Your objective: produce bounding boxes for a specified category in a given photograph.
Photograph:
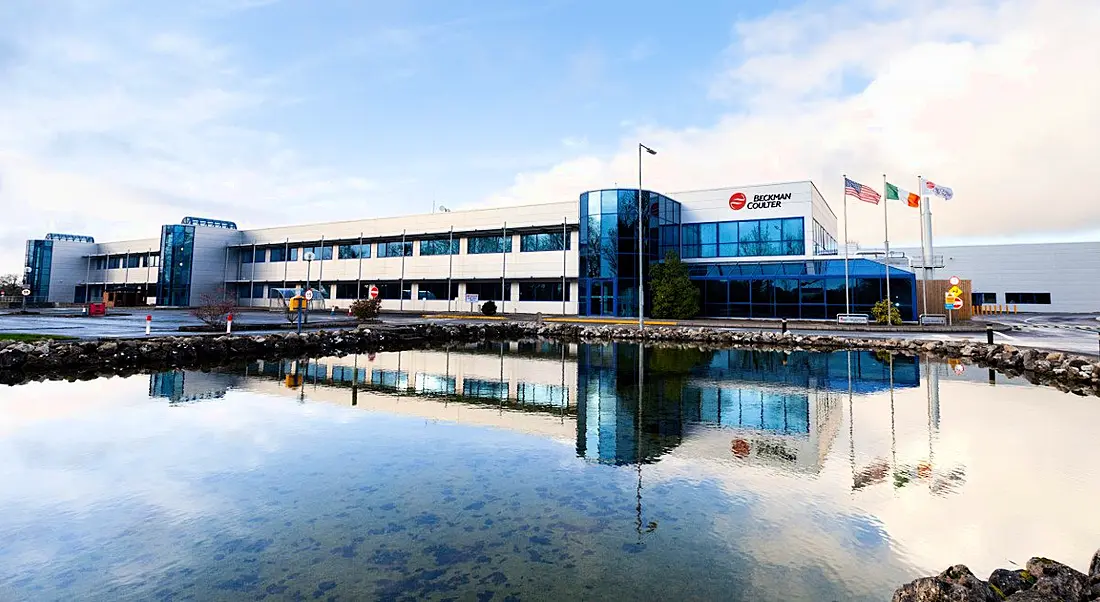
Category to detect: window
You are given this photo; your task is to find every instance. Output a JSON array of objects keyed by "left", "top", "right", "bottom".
[
  {"left": 338, "top": 244, "right": 371, "bottom": 259},
  {"left": 147, "top": 254, "right": 159, "bottom": 267},
  {"left": 1005, "top": 292, "right": 1051, "bottom": 305},
  {"left": 303, "top": 245, "right": 333, "bottom": 260},
  {"left": 972, "top": 292, "right": 996, "bottom": 305},
  {"left": 108, "top": 256, "right": 122, "bottom": 269},
  {"left": 269, "top": 246, "right": 286, "bottom": 262},
  {"left": 464, "top": 281, "right": 511, "bottom": 301},
  {"left": 417, "top": 281, "right": 457, "bottom": 300},
  {"left": 126, "top": 254, "right": 141, "bottom": 268},
  {"left": 377, "top": 241, "right": 413, "bottom": 258},
  {"left": 93, "top": 257, "right": 107, "bottom": 270},
  {"left": 518, "top": 281, "right": 568, "bottom": 302},
  {"left": 253, "top": 248, "right": 266, "bottom": 263},
  {"left": 288, "top": 247, "right": 299, "bottom": 261},
  {"left": 520, "top": 232, "right": 570, "bottom": 252},
  {"left": 813, "top": 219, "right": 838, "bottom": 255},
  {"left": 681, "top": 218, "right": 805, "bottom": 259},
  {"left": 241, "top": 250, "right": 252, "bottom": 264},
  {"left": 419, "top": 238, "right": 459, "bottom": 256},
  {"left": 468, "top": 235, "right": 512, "bottom": 254},
  {"left": 463, "top": 379, "right": 507, "bottom": 400},
  {"left": 371, "top": 281, "right": 411, "bottom": 300}
]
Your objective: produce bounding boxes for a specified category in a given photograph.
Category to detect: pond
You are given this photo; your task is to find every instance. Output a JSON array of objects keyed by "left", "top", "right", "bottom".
[{"left": 2, "top": 342, "right": 1098, "bottom": 601}]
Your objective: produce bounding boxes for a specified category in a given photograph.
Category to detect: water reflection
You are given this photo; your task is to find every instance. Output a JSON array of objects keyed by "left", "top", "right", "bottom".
[{"left": 5, "top": 343, "right": 1095, "bottom": 601}]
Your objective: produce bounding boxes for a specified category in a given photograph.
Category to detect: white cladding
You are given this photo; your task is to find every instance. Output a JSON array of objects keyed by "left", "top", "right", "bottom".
[{"left": 894, "top": 241, "right": 1100, "bottom": 313}]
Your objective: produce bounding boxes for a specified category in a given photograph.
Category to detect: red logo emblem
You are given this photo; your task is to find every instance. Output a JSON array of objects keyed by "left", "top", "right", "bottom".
[
  {"left": 925, "top": 180, "right": 935, "bottom": 190},
  {"left": 729, "top": 192, "right": 747, "bottom": 210}
]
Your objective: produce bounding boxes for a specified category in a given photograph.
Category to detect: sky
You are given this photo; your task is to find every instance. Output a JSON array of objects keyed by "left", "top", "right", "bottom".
[{"left": 1, "top": 0, "right": 1098, "bottom": 274}]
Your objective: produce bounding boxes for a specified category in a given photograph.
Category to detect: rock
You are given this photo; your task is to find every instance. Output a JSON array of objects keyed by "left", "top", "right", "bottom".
[
  {"left": 988, "top": 568, "right": 1036, "bottom": 598},
  {"left": 1003, "top": 590, "right": 1062, "bottom": 600},
  {"left": 1090, "top": 549, "right": 1100, "bottom": 578},
  {"left": 960, "top": 345, "right": 978, "bottom": 356},
  {"left": 1087, "top": 549, "right": 1100, "bottom": 601},
  {"left": 893, "top": 565, "right": 1000, "bottom": 602},
  {"left": 97, "top": 341, "right": 118, "bottom": 353},
  {"left": 1045, "top": 352, "right": 1064, "bottom": 363},
  {"left": 1025, "top": 557, "right": 1087, "bottom": 601}
]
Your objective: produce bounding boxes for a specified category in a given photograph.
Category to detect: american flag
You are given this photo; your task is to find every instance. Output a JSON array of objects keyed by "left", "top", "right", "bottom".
[{"left": 844, "top": 177, "right": 881, "bottom": 205}]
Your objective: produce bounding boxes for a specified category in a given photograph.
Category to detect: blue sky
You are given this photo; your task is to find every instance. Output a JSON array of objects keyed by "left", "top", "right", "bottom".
[{"left": 1, "top": 0, "right": 1098, "bottom": 272}]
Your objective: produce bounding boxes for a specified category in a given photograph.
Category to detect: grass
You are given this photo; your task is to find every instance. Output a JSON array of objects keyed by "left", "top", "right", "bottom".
[{"left": 0, "top": 333, "right": 78, "bottom": 342}]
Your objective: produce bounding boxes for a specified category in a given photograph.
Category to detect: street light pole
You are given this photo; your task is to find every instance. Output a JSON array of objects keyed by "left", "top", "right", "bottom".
[{"left": 638, "top": 143, "right": 656, "bottom": 331}]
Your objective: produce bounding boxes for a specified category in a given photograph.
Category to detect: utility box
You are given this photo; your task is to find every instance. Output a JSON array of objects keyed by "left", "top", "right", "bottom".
[{"left": 87, "top": 302, "right": 107, "bottom": 316}]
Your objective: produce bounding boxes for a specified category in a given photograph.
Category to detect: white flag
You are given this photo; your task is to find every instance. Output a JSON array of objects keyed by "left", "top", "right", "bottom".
[{"left": 923, "top": 180, "right": 954, "bottom": 200}]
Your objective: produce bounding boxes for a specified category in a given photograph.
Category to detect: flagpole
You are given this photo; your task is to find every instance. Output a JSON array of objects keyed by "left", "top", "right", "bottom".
[
  {"left": 842, "top": 174, "right": 851, "bottom": 316},
  {"left": 918, "top": 175, "right": 929, "bottom": 319},
  {"left": 883, "top": 173, "right": 892, "bottom": 321}
]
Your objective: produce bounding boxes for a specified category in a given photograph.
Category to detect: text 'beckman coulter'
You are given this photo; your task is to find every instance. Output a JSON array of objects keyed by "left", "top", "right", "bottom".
[{"left": 729, "top": 191, "right": 791, "bottom": 210}]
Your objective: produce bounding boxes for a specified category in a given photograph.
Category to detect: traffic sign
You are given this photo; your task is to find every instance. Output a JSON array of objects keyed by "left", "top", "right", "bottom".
[
  {"left": 952, "top": 297, "right": 964, "bottom": 310},
  {"left": 953, "top": 363, "right": 966, "bottom": 375},
  {"left": 949, "top": 275, "right": 960, "bottom": 286},
  {"left": 464, "top": 293, "right": 479, "bottom": 304},
  {"left": 944, "top": 302, "right": 955, "bottom": 310},
  {"left": 944, "top": 291, "right": 957, "bottom": 303},
  {"left": 304, "top": 289, "right": 314, "bottom": 301},
  {"left": 21, "top": 289, "right": 31, "bottom": 296},
  {"left": 368, "top": 285, "right": 379, "bottom": 300},
  {"left": 948, "top": 285, "right": 963, "bottom": 298}
]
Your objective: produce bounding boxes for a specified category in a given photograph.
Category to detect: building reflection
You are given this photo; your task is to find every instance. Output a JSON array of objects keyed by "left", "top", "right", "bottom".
[{"left": 148, "top": 342, "right": 932, "bottom": 479}]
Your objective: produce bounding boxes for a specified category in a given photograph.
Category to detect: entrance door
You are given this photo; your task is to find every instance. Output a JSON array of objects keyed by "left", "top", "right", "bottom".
[{"left": 587, "top": 280, "right": 616, "bottom": 316}]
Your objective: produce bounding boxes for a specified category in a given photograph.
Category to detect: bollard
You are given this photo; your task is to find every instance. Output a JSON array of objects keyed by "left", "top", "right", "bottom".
[
  {"left": 145, "top": 314, "right": 152, "bottom": 335},
  {"left": 781, "top": 318, "right": 788, "bottom": 334},
  {"left": 226, "top": 313, "right": 233, "bottom": 334},
  {"left": 986, "top": 324, "right": 994, "bottom": 345}
]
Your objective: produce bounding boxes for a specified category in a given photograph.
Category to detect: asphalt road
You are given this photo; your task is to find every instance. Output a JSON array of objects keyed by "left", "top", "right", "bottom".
[{"left": 2, "top": 308, "right": 1097, "bottom": 357}]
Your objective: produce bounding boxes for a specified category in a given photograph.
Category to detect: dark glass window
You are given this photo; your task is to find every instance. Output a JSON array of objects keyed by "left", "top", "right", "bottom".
[
  {"left": 108, "top": 256, "right": 123, "bottom": 269},
  {"left": 417, "top": 281, "right": 458, "bottom": 300},
  {"left": 288, "top": 247, "right": 299, "bottom": 261},
  {"left": 303, "top": 245, "right": 333, "bottom": 261},
  {"left": 464, "top": 281, "right": 511, "bottom": 301},
  {"left": 419, "top": 238, "right": 460, "bottom": 256},
  {"left": 518, "top": 281, "right": 568, "bottom": 302},
  {"left": 971, "top": 292, "right": 996, "bottom": 305},
  {"left": 1005, "top": 292, "right": 1051, "bottom": 304},
  {"left": 468, "top": 235, "right": 512, "bottom": 254},
  {"left": 681, "top": 217, "right": 805, "bottom": 258},
  {"left": 269, "top": 247, "right": 286, "bottom": 262},
  {"left": 338, "top": 243, "right": 371, "bottom": 259},
  {"left": 372, "top": 281, "right": 410, "bottom": 299},
  {"left": 377, "top": 241, "right": 413, "bottom": 258},
  {"left": 253, "top": 248, "right": 266, "bottom": 263},
  {"left": 520, "top": 232, "right": 570, "bottom": 252}
]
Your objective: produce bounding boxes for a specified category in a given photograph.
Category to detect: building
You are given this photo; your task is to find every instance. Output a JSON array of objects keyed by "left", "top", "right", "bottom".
[
  {"left": 890, "top": 242, "right": 1100, "bottom": 313},
  {"left": 22, "top": 180, "right": 922, "bottom": 320}
]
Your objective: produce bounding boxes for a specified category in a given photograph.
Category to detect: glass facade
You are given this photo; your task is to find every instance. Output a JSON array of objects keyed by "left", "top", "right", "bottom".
[
  {"left": 518, "top": 281, "right": 568, "bottom": 302},
  {"left": 813, "top": 219, "right": 838, "bottom": 255},
  {"left": 688, "top": 259, "right": 916, "bottom": 320},
  {"left": 24, "top": 239, "right": 54, "bottom": 300},
  {"left": 338, "top": 243, "right": 371, "bottom": 259},
  {"left": 578, "top": 189, "right": 681, "bottom": 317},
  {"left": 156, "top": 224, "right": 195, "bottom": 306},
  {"left": 680, "top": 218, "right": 804, "bottom": 258}
]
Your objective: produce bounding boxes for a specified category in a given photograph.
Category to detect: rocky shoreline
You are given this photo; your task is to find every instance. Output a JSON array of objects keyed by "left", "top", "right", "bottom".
[
  {"left": 894, "top": 550, "right": 1100, "bottom": 601},
  {"left": 0, "top": 322, "right": 1098, "bottom": 394}
]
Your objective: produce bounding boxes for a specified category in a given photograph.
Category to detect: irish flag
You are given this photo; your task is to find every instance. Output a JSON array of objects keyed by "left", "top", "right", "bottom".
[{"left": 885, "top": 182, "right": 920, "bottom": 207}]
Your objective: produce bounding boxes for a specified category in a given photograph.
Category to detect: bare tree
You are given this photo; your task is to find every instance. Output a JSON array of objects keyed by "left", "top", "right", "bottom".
[
  {"left": 190, "top": 287, "right": 237, "bottom": 328},
  {"left": 0, "top": 274, "right": 21, "bottom": 292}
]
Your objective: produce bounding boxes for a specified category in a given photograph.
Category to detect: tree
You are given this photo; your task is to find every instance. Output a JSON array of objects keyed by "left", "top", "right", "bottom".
[
  {"left": 350, "top": 297, "right": 382, "bottom": 321},
  {"left": 872, "top": 299, "right": 902, "bottom": 325},
  {"left": 190, "top": 288, "right": 236, "bottom": 328},
  {"left": 481, "top": 300, "right": 497, "bottom": 315},
  {"left": 0, "top": 274, "right": 20, "bottom": 292},
  {"left": 649, "top": 251, "right": 699, "bottom": 319}
]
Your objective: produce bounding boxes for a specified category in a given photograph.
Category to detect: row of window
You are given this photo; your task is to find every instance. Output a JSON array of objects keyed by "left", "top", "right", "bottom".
[
  {"left": 679, "top": 218, "right": 806, "bottom": 259},
  {"left": 233, "top": 280, "right": 571, "bottom": 302},
  {"left": 972, "top": 292, "right": 1052, "bottom": 305},
  {"left": 240, "top": 231, "right": 569, "bottom": 265},
  {"left": 91, "top": 253, "right": 160, "bottom": 270},
  {"left": 813, "top": 219, "right": 838, "bottom": 255}
]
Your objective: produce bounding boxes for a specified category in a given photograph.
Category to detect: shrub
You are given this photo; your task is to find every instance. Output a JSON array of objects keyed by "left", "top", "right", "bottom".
[
  {"left": 190, "top": 288, "right": 236, "bottom": 328},
  {"left": 649, "top": 251, "right": 700, "bottom": 319},
  {"left": 481, "top": 300, "right": 497, "bottom": 315},
  {"left": 872, "top": 299, "right": 902, "bottom": 325},
  {"left": 350, "top": 297, "right": 382, "bottom": 321}
]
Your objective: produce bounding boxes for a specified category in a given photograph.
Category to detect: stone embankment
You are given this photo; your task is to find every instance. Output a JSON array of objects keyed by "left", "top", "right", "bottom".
[
  {"left": 893, "top": 550, "right": 1100, "bottom": 601},
  {"left": 0, "top": 322, "right": 1098, "bottom": 394}
]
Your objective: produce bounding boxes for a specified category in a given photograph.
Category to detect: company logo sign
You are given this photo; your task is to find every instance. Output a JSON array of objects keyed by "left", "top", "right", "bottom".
[{"left": 729, "top": 191, "right": 791, "bottom": 211}]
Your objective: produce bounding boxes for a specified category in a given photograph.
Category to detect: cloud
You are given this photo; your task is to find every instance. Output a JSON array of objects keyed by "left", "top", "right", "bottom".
[
  {"left": 0, "top": 2, "right": 374, "bottom": 272},
  {"left": 481, "top": 0, "right": 1100, "bottom": 248}
]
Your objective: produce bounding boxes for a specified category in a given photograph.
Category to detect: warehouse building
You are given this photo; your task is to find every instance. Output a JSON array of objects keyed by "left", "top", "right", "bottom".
[{"left": 22, "top": 180, "right": 929, "bottom": 319}]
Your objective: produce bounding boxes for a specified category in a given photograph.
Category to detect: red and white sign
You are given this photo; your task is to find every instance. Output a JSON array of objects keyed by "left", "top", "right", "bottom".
[
  {"left": 952, "top": 297, "right": 964, "bottom": 310},
  {"left": 949, "top": 275, "right": 960, "bottom": 286},
  {"left": 368, "top": 285, "right": 380, "bottom": 300},
  {"left": 728, "top": 192, "right": 747, "bottom": 211}
]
